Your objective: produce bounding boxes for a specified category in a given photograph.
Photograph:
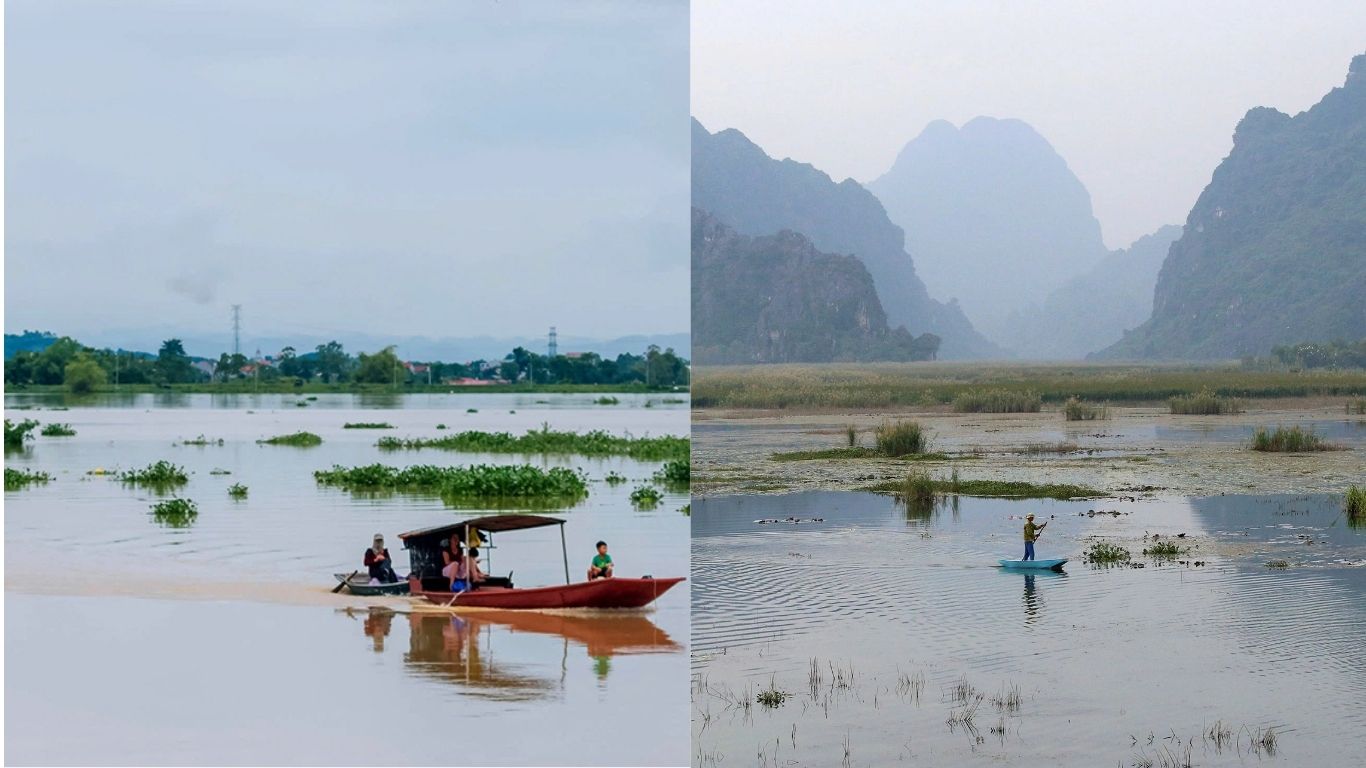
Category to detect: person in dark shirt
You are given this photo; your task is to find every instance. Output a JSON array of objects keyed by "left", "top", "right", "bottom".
[{"left": 364, "top": 533, "right": 399, "bottom": 583}]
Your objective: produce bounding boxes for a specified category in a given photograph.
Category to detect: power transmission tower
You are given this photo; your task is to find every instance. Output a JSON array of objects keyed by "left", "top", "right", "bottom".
[
  {"left": 231, "top": 305, "right": 242, "bottom": 356},
  {"left": 548, "top": 326, "right": 558, "bottom": 358}
]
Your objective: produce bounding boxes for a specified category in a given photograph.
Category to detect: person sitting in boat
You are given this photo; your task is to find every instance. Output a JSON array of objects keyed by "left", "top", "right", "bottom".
[
  {"left": 1023, "top": 514, "right": 1047, "bottom": 561},
  {"left": 364, "top": 534, "right": 399, "bottom": 583},
  {"left": 587, "top": 540, "right": 614, "bottom": 579},
  {"left": 467, "top": 547, "right": 487, "bottom": 586},
  {"left": 442, "top": 540, "right": 468, "bottom": 591}
]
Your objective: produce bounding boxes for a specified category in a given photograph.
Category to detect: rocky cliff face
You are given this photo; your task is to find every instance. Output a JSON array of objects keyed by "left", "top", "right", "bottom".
[
  {"left": 692, "top": 209, "right": 941, "bottom": 364},
  {"left": 1101, "top": 53, "right": 1366, "bottom": 360},
  {"left": 868, "top": 117, "right": 1110, "bottom": 346},
  {"left": 692, "top": 118, "right": 999, "bottom": 359}
]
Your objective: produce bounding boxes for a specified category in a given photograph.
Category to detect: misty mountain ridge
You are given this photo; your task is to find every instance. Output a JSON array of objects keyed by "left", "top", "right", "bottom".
[
  {"left": 692, "top": 209, "right": 941, "bottom": 364},
  {"left": 1100, "top": 53, "right": 1366, "bottom": 360},
  {"left": 692, "top": 117, "right": 1000, "bottom": 359},
  {"left": 868, "top": 116, "right": 1110, "bottom": 347}
]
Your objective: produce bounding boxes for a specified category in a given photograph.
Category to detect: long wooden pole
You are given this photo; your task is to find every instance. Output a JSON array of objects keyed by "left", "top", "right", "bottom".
[{"left": 560, "top": 523, "right": 570, "bottom": 585}]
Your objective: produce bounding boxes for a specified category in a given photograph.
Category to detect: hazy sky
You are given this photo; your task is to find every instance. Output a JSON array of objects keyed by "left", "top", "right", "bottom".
[
  {"left": 692, "top": 0, "right": 1366, "bottom": 249},
  {"left": 5, "top": 0, "right": 688, "bottom": 344}
]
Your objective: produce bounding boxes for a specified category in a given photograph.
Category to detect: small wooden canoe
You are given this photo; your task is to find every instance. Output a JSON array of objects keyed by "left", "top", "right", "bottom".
[
  {"left": 412, "top": 575, "right": 684, "bottom": 610},
  {"left": 998, "top": 558, "right": 1068, "bottom": 572},
  {"left": 334, "top": 573, "right": 411, "bottom": 596}
]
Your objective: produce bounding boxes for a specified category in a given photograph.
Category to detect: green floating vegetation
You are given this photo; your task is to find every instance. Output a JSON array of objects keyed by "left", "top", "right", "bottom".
[
  {"left": 868, "top": 475, "right": 1100, "bottom": 500},
  {"left": 209, "top": 468, "right": 232, "bottom": 475},
  {"left": 466, "top": 408, "right": 479, "bottom": 413},
  {"left": 376, "top": 426, "right": 689, "bottom": 462},
  {"left": 150, "top": 497, "right": 198, "bottom": 528},
  {"left": 295, "top": 400, "right": 309, "bottom": 407},
  {"left": 181, "top": 435, "right": 223, "bottom": 446},
  {"left": 5, "top": 418, "right": 39, "bottom": 449},
  {"left": 120, "top": 460, "right": 189, "bottom": 487},
  {"left": 595, "top": 396, "right": 620, "bottom": 405},
  {"left": 653, "top": 458, "right": 690, "bottom": 487},
  {"left": 257, "top": 431, "right": 323, "bottom": 447},
  {"left": 629, "top": 485, "right": 663, "bottom": 508},
  {"left": 40, "top": 422, "right": 77, "bottom": 437},
  {"left": 1142, "top": 540, "right": 1186, "bottom": 558},
  {"left": 756, "top": 681, "right": 790, "bottom": 708},
  {"left": 603, "top": 471, "right": 628, "bottom": 485},
  {"left": 1169, "top": 387, "right": 1242, "bottom": 415},
  {"left": 1083, "top": 541, "right": 1131, "bottom": 564},
  {"left": 1345, "top": 485, "right": 1365, "bottom": 523},
  {"left": 1250, "top": 425, "right": 1335, "bottom": 452},
  {"left": 314, "top": 463, "right": 588, "bottom": 501},
  {"left": 343, "top": 422, "right": 394, "bottom": 429},
  {"left": 680, "top": 503, "right": 690, "bottom": 516},
  {"left": 227, "top": 483, "right": 248, "bottom": 498},
  {"left": 5, "top": 467, "right": 52, "bottom": 490},
  {"left": 436, "top": 424, "right": 448, "bottom": 430},
  {"left": 772, "top": 447, "right": 879, "bottom": 461},
  {"left": 876, "top": 420, "right": 930, "bottom": 456},
  {"left": 1062, "top": 397, "right": 1108, "bottom": 421},
  {"left": 952, "top": 389, "right": 1042, "bottom": 414},
  {"left": 1266, "top": 559, "right": 1290, "bottom": 569}
]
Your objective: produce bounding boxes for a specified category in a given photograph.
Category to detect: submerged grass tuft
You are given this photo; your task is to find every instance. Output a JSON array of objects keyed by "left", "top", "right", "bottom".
[
  {"left": 1062, "top": 397, "right": 1108, "bottom": 421},
  {"left": 1142, "top": 540, "right": 1186, "bottom": 558},
  {"left": 1345, "top": 485, "right": 1365, "bottom": 523},
  {"left": 1249, "top": 425, "right": 1335, "bottom": 452},
  {"left": 227, "top": 483, "right": 248, "bottom": 498},
  {"left": 1083, "top": 541, "right": 1131, "bottom": 564},
  {"left": 875, "top": 420, "right": 930, "bottom": 456},
  {"left": 1169, "top": 387, "right": 1242, "bottom": 415},
  {"left": 756, "top": 679, "right": 790, "bottom": 708}
]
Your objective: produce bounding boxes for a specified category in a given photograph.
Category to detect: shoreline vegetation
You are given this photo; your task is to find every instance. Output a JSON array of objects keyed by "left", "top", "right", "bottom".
[
  {"left": 6, "top": 381, "right": 684, "bottom": 395},
  {"left": 313, "top": 463, "right": 589, "bottom": 502},
  {"left": 692, "top": 363, "right": 1366, "bottom": 410},
  {"left": 376, "top": 426, "right": 689, "bottom": 461}
]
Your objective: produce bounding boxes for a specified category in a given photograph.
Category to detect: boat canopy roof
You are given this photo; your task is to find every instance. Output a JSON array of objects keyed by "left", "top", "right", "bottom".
[{"left": 398, "top": 514, "right": 565, "bottom": 544}]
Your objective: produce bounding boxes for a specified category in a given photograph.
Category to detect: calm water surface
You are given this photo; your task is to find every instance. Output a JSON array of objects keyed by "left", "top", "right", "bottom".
[
  {"left": 691, "top": 491, "right": 1366, "bottom": 767},
  {"left": 5, "top": 392, "right": 688, "bottom": 766}
]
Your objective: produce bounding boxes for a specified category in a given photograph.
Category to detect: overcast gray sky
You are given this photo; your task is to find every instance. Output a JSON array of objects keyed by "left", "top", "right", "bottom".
[
  {"left": 692, "top": 0, "right": 1366, "bottom": 249},
  {"left": 6, "top": 0, "right": 688, "bottom": 344}
]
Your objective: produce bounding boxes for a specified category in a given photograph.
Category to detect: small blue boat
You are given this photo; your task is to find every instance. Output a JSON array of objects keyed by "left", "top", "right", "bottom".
[{"left": 999, "top": 558, "right": 1067, "bottom": 571}]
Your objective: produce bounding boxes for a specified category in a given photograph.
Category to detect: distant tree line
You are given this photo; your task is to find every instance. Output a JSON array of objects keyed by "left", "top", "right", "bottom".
[
  {"left": 1255, "top": 339, "right": 1366, "bottom": 370},
  {"left": 4, "top": 335, "right": 689, "bottom": 390}
]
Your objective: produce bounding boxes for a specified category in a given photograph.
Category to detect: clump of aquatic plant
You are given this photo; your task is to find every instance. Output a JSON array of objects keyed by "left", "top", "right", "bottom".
[
  {"left": 594, "top": 396, "right": 620, "bottom": 405},
  {"left": 305, "top": 396, "right": 318, "bottom": 401},
  {"left": 436, "top": 423, "right": 448, "bottom": 430},
  {"left": 901, "top": 471, "right": 936, "bottom": 506},
  {"left": 1266, "top": 559, "right": 1290, "bottom": 569},
  {"left": 295, "top": 400, "right": 309, "bottom": 407},
  {"left": 344, "top": 422, "right": 394, "bottom": 429},
  {"left": 755, "top": 679, "right": 790, "bottom": 708},
  {"left": 603, "top": 471, "right": 628, "bottom": 485},
  {"left": 5, "top": 418, "right": 39, "bottom": 449},
  {"left": 376, "top": 425, "right": 689, "bottom": 462},
  {"left": 466, "top": 408, "right": 478, "bottom": 413},
  {"left": 1169, "top": 387, "right": 1242, "bottom": 415},
  {"left": 314, "top": 463, "right": 588, "bottom": 501},
  {"left": 653, "top": 458, "right": 690, "bottom": 488},
  {"left": 150, "top": 497, "right": 198, "bottom": 528},
  {"left": 951, "top": 388, "right": 1042, "bottom": 413},
  {"left": 209, "top": 468, "right": 232, "bottom": 475},
  {"left": 257, "top": 431, "right": 323, "bottom": 447},
  {"left": 1249, "top": 425, "right": 1334, "bottom": 452},
  {"left": 1345, "top": 485, "right": 1365, "bottom": 523},
  {"left": 845, "top": 424, "right": 858, "bottom": 447},
  {"left": 629, "top": 485, "right": 663, "bottom": 508},
  {"left": 990, "top": 683, "right": 1022, "bottom": 713},
  {"left": 771, "top": 447, "right": 883, "bottom": 461},
  {"left": 1083, "top": 541, "right": 1131, "bottom": 564},
  {"left": 875, "top": 420, "right": 929, "bottom": 456},
  {"left": 1142, "top": 540, "right": 1187, "bottom": 558},
  {"left": 181, "top": 435, "right": 223, "bottom": 446},
  {"left": 227, "top": 483, "right": 248, "bottom": 498},
  {"left": 680, "top": 503, "right": 690, "bottom": 516},
  {"left": 1247, "top": 725, "right": 1278, "bottom": 757},
  {"left": 1022, "top": 441, "right": 1080, "bottom": 454},
  {"left": 1062, "top": 397, "right": 1108, "bottom": 421},
  {"left": 868, "top": 476, "right": 1100, "bottom": 500},
  {"left": 40, "top": 423, "right": 77, "bottom": 437},
  {"left": 120, "top": 460, "right": 189, "bottom": 487},
  {"left": 5, "top": 467, "right": 52, "bottom": 490}
]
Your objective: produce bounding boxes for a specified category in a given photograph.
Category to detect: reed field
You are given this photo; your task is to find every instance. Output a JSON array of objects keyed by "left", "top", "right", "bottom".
[{"left": 691, "top": 362, "right": 1366, "bottom": 410}]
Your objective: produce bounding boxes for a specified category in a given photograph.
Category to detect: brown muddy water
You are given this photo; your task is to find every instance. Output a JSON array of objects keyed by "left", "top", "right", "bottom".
[
  {"left": 5, "top": 392, "right": 689, "bottom": 766},
  {"left": 691, "top": 490, "right": 1366, "bottom": 767}
]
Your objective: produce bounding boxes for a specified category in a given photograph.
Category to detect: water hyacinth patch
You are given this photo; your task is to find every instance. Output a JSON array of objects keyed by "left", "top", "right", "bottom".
[
  {"left": 257, "top": 431, "right": 323, "bottom": 447},
  {"left": 343, "top": 422, "right": 394, "bottom": 429},
  {"left": 227, "top": 483, "right": 249, "bottom": 498},
  {"left": 629, "top": 485, "right": 663, "bottom": 508},
  {"left": 5, "top": 418, "right": 39, "bottom": 449},
  {"left": 120, "top": 460, "right": 189, "bottom": 487},
  {"left": 314, "top": 463, "right": 588, "bottom": 502},
  {"left": 5, "top": 467, "right": 52, "bottom": 490},
  {"left": 653, "top": 458, "right": 690, "bottom": 488},
  {"left": 376, "top": 425, "right": 688, "bottom": 462},
  {"left": 150, "top": 497, "right": 198, "bottom": 528},
  {"left": 40, "top": 423, "right": 77, "bottom": 436}
]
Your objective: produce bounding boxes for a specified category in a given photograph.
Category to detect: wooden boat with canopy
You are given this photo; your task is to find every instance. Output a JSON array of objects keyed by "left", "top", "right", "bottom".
[{"left": 401, "top": 514, "right": 684, "bottom": 610}]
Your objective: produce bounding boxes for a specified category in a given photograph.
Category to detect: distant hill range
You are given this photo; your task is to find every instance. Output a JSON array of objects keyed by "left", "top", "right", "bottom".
[
  {"left": 4, "top": 330, "right": 689, "bottom": 362},
  {"left": 692, "top": 209, "right": 941, "bottom": 363},
  {"left": 868, "top": 117, "right": 1110, "bottom": 349},
  {"left": 1006, "top": 225, "right": 1182, "bottom": 359},
  {"left": 692, "top": 118, "right": 999, "bottom": 360},
  {"left": 1101, "top": 53, "right": 1366, "bottom": 360}
]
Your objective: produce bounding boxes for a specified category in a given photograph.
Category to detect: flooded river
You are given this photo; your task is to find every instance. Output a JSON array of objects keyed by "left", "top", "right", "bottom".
[
  {"left": 5, "top": 392, "right": 689, "bottom": 766},
  {"left": 691, "top": 490, "right": 1366, "bottom": 767}
]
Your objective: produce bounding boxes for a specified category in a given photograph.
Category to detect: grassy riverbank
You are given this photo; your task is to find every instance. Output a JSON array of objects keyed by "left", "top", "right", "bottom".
[
  {"left": 692, "top": 362, "right": 1366, "bottom": 410},
  {"left": 6, "top": 382, "right": 686, "bottom": 396}
]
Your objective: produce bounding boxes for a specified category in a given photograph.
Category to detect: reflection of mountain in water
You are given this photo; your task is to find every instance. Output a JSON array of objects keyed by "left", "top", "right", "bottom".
[{"left": 349, "top": 608, "right": 681, "bottom": 702}]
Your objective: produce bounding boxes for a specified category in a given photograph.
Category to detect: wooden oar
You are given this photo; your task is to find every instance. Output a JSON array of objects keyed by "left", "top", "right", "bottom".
[{"left": 333, "top": 569, "right": 359, "bottom": 594}]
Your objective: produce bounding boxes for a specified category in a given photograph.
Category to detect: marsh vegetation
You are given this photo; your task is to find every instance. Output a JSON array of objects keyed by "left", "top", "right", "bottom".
[
  {"left": 39, "top": 422, "right": 77, "bottom": 436},
  {"left": 314, "top": 463, "right": 589, "bottom": 501},
  {"left": 1063, "top": 396, "right": 1108, "bottom": 421},
  {"left": 1168, "top": 387, "right": 1242, "bottom": 415},
  {"left": 5, "top": 467, "right": 52, "bottom": 490},
  {"left": 257, "top": 431, "right": 323, "bottom": 447},
  {"left": 149, "top": 497, "right": 198, "bottom": 528},
  {"left": 376, "top": 426, "right": 689, "bottom": 461},
  {"left": 1249, "top": 425, "right": 1335, "bottom": 452},
  {"left": 119, "top": 460, "right": 189, "bottom": 488}
]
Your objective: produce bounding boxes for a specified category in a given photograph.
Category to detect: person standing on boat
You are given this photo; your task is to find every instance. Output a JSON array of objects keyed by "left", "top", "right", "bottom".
[
  {"left": 1023, "top": 514, "right": 1047, "bottom": 561},
  {"left": 587, "top": 541, "right": 614, "bottom": 579},
  {"left": 365, "top": 534, "right": 399, "bottom": 583}
]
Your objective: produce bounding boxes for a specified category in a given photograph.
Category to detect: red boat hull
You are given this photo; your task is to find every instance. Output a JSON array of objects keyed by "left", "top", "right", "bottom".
[{"left": 411, "top": 576, "right": 685, "bottom": 610}]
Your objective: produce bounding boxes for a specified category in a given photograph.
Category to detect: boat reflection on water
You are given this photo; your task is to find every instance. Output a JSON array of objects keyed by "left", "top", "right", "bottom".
[
  {"left": 343, "top": 606, "right": 682, "bottom": 699},
  {"left": 1013, "top": 570, "right": 1067, "bottom": 626}
]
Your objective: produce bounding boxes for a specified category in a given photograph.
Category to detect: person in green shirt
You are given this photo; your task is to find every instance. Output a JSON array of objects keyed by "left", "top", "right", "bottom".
[
  {"left": 587, "top": 540, "right": 614, "bottom": 580},
  {"left": 1023, "top": 513, "right": 1047, "bottom": 561}
]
